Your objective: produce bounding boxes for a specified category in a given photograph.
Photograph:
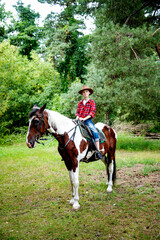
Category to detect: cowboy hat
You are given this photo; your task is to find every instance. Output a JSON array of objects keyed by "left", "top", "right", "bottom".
[{"left": 78, "top": 86, "right": 94, "bottom": 95}]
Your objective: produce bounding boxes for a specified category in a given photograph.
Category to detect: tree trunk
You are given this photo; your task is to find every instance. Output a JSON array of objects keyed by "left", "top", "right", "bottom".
[
  {"left": 106, "top": 112, "right": 109, "bottom": 125},
  {"left": 156, "top": 43, "right": 160, "bottom": 58}
]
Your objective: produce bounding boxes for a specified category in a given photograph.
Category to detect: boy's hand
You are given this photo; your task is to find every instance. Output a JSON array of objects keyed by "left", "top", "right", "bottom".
[{"left": 79, "top": 117, "right": 84, "bottom": 121}]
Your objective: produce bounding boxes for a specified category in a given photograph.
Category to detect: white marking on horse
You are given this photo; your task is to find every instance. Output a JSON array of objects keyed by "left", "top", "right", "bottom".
[
  {"left": 107, "top": 161, "right": 114, "bottom": 192},
  {"left": 26, "top": 116, "right": 35, "bottom": 148},
  {"left": 113, "top": 129, "right": 117, "bottom": 139}
]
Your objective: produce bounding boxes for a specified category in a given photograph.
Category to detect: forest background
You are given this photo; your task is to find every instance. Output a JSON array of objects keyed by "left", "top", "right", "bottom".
[{"left": 0, "top": 0, "right": 160, "bottom": 136}]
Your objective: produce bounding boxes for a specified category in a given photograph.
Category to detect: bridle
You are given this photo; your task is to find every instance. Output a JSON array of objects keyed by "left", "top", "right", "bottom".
[
  {"left": 34, "top": 112, "right": 79, "bottom": 150},
  {"left": 35, "top": 112, "right": 48, "bottom": 145}
]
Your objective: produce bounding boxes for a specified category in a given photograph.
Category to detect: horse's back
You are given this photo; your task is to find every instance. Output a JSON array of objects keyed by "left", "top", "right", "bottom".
[{"left": 95, "top": 122, "right": 117, "bottom": 143}]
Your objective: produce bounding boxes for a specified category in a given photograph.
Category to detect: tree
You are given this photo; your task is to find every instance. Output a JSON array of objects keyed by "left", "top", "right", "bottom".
[
  {"left": 8, "top": 0, "right": 42, "bottom": 59},
  {"left": 33, "top": 0, "right": 160, "bottom": 126},
  {"left": 60, "top": 22, "right": 160, "bottom": 125},
  {"left": 0, "top": 1, "right": 12, "bottom": 42},
  {"left": 39, "top": 0, "right": 90, "bottom": 92},
  {"left": 90, "top": 22, "right": 160, "bottom": 123},
  {"left": 75, "top": 0, "right": 160, "bottom": 28},
  {"left": 0, "top": 41, "right": 60, "bottom": 135}
]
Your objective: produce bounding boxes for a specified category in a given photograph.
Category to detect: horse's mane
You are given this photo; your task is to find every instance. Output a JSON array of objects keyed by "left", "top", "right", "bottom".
[
  {"left": 29, "top": 108, "right": 39, "bottom": 118},
  {"left": 29, "top": 107, "right": 72, "bottom": 124}
]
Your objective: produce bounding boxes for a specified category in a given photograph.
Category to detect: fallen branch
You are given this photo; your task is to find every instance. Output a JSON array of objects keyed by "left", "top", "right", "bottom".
[
  {"left": 152, "top": 28, "right": 160, "bottom": 36},
  {"left": 131, "top": 47, "right": 139, "bottom": 60}
]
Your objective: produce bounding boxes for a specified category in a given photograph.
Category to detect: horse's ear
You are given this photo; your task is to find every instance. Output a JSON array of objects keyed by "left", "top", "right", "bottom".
[
  {"left": 33, "top": 104, "right": 38, "bottom": 109},
  {"left": 39, "top": 103, "right": 47, "bottom": 113}
]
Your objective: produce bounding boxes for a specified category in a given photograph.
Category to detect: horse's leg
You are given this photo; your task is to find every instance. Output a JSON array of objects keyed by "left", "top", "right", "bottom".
[
  {"left": 101, "top": 156, "right": 111, "bottom": 189},
  {"left": 107, "top": 160, "right": 114, "bottom": 192},
  {"left": 107, "top": 155, "right": 116, "bottom": 192},
  {"left": 69, "top": 167, "right": 80, "bottom": 210},
  {"left": 69, "top": 170, "right": 74, "bottom": 205},
  {"left": 106, "top": 151, "right": 116, "bottom": 192}
]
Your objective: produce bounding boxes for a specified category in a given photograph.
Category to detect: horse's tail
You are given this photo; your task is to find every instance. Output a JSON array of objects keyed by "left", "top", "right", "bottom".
[{"left": 113, "top": 157, "right": 116, "bottom": 183}]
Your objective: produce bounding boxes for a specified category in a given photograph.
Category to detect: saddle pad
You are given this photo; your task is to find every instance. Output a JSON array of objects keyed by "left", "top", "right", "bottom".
[{"left": 97, "top": 128, "right": 107, "bottom": 143}]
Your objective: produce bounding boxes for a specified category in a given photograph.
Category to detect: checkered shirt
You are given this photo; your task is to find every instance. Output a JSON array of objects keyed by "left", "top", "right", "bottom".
[{"left": 76, "top": 99, "right": 96, "bottom": 118}]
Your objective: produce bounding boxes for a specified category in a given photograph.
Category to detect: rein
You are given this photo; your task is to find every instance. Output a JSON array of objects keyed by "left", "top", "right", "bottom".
[
  {"left": 58, "top": 121, "right": 79, "bottom": 151},
  {"left": 35, "top": 113, "right": 79, "bottom": 150}
]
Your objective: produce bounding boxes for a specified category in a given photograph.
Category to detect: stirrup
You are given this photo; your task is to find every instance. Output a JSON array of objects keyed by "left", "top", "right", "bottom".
[
  {"left": 95, "top": 151, "right": 103, "bottom": 160},
  {"left": 80, "top": 158, "right": 89, "bottom": 163}
]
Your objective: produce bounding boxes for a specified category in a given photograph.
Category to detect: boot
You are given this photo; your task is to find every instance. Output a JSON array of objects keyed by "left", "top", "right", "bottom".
[{"left": 95, "top": 151, "right": 103, "bottom": 160}]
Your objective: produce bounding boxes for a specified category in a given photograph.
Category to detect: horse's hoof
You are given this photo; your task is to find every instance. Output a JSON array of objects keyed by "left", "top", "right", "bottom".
[
  {"left": 69, "top": 199, "right": 74, "bottom": 205},
  {"left": 72, "top": 203, "right": 80, "bottom": 210},
  {"left": 107, "top": 186, "right": 112, "bottom": 193}
]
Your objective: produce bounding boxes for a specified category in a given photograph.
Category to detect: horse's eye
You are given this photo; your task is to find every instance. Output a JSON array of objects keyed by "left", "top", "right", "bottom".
[{"left": 33, "top": 118, "right": 40, "bottom": 126}]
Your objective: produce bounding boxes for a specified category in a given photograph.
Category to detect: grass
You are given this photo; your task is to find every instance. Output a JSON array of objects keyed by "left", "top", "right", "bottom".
[
  {"left": 117, "top": 132, "right": 160, "bottom": 151},
  {"left": 1, "top": 131, "right": 160, "bottom": 151},
  {"left": 0, "top": 134, "right": 160, "bottom": 240}
]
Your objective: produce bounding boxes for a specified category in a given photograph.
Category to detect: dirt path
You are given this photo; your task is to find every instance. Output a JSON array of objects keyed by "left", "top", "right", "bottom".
[{"left": 117, "top": 164, "right": 160, "bottom": 193}]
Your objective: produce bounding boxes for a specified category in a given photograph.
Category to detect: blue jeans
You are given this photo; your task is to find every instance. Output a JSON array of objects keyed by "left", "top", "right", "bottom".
[{"left": 83, "top": 119, "right": 99, "bottom": 142}]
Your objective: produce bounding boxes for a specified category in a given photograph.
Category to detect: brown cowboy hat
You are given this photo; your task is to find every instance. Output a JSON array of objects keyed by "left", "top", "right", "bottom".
[{"left": 78, "top": 86, "right": 94, "bottom": 95}]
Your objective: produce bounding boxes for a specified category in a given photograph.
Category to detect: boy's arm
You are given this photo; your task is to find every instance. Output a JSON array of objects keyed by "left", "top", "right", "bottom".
[
  {"left": 76, "top": 102, "right": 81, "bottom": 119},
  {"left": 79, "top": 115, "right": 91, "bottom": 121}
]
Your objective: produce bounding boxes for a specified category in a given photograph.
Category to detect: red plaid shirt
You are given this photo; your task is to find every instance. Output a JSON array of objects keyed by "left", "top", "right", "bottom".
[{"left": 76, "top": 99, "right": 96, "bottom": 119}]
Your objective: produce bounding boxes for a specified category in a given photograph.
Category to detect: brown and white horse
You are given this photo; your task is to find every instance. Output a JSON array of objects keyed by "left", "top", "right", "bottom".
[{"left": 26, "top": 104, "right": 117, "bottom": 210}]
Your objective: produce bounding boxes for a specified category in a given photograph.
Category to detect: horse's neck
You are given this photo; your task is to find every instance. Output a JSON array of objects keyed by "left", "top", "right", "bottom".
[{"left": 47, "top": 110, "right": 74, "bottom": 135}]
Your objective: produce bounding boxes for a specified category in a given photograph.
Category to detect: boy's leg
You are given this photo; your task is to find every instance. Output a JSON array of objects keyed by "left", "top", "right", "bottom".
[
  {"left": 95, "top": 140, "right": 103, "bottom": 159},
  {"left": 95, "top": 140, "right": 99, "bottom": 150},
  {"left": 84, "top": 119, "right": 102, "bottom": 159},
  {"left": 84, "top": 119, "right": 98, "bottom": 138}
]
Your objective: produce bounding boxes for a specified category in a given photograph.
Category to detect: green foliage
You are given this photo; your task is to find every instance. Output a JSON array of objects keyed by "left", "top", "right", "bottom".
[
  {"left": 8, "top": 1, "right": 42, "bottom": 59},
  {"left": 1, "top": 0, "right": 160, "bottom": 130},
  {"left": 76, "top": 0, "right": 160, "bottom": 28},
  {"left": 0, "top": 127, "right": 27, "bottom": 145},
  {"left": 58, "top": 81, "right": 83, "bottom": 117},
  {"left": 0, "top": 3, "right": 6, "bottom": 40},
  {"left": 44, "top": 80, "right": 84, "bottom": 119},
  {"left": 0, "top": 41, "right": 60, "bottom": 135},
  {"left": 94, "top": 0, "right": 160, "bottom": 27},
  {"left": 43, "top": 2, "right": 90, "bottom": 92},
  {"left": 89, "top": 22, "right": 160, "bottom": 123},
  {"left": 59, "top": 22, "right": 160, "bottom": 125},
  {"left": 84, "top": 64, "right": 113, "bottom": 123},
  {"left": 0, "top": 1, "right": 12, "bottom": 42}
]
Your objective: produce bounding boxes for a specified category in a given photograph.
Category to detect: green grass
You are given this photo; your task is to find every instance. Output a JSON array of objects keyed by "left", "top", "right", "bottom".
[
  {"left": 117, "top": 132, "right": 160, "bottom": 151},
  {"left": 116, "top": 150, "right": 160, "bottom": 168},
  {"left": 0, "top": 127, "right": 28, "bottom": 145},
  {"left": 0, "top": 135, "right": 160, "bottom": 240}
]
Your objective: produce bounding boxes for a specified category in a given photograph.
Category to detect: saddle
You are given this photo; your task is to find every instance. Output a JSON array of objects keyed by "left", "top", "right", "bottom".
[{"left": 78, "top": 121, "right": 106, "bottom": 143}]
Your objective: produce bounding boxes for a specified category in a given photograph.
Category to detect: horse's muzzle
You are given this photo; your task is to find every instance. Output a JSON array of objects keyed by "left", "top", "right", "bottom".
[{"left": 26, "top": 141, "right": 36, "bottom": 148}]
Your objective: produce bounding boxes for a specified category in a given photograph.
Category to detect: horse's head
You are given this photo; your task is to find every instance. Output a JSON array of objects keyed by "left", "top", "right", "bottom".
[{"left": 26, "top": 103, "right": 49, "bottom": 148}]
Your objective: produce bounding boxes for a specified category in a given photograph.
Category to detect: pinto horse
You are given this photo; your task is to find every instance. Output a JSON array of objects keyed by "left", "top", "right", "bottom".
[{"left": 26, "top": 104, "right": 117, "bottom": 210}]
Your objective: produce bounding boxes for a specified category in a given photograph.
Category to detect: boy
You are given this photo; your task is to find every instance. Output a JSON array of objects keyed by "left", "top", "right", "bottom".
[{"left": 76, "top": 86, "right": 103, "bottom": 160}]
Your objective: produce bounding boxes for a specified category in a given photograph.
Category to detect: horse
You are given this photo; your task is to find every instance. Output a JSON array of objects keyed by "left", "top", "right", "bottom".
[{"left": 26, "top": 104, "right": 117, "bottom": 210}]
